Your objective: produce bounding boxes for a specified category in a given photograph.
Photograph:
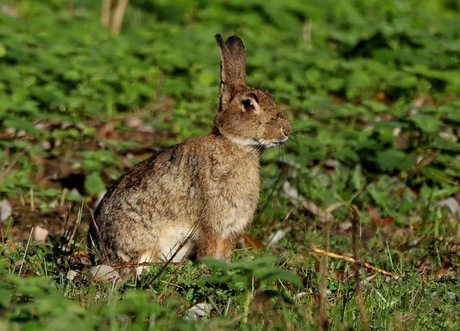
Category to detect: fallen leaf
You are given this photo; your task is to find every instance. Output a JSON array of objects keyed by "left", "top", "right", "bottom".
[
  {"left": 282, "top": 181, "right": 331, "bottom": 220},
  {"left": 124, "top": 115, "right": 142, "bottom": 128},
  {"left": 439, "top": 197, "right": 460, "bottom": 219},
  {"left": 97, "top": 121, "right": 118, "bottom": 139},
  {"left": 66, "top": 270, "right": 79, "bottom": 281},
  {"left": 244, "top": 234, "right": 262, "bottom": 249},
  {"left": 90, "top": 265, "right": 120, "bottom": 282},
  {"left": 358, "top": 274, "right": 377, "bottom": 288},
  {"left": 267, "top": 230, "right": 287, "bottom": 247},
  {"left": 33, "top": 226, "right": 49, "bottom": 242},
  {"left": 0, "top": 200, "right": 12, "bottom": 222},
  {"left": 381, "top": 217, "right": 394, "bottom": 227},
  {"left": 184, "top": 303, "right": 213, "bottom": 320},
  {"left": 336, "top": 222, "right": 352, "bottom": 233},
  {"left": 366, "top": 201, "right": 380, "bottom": 224}
]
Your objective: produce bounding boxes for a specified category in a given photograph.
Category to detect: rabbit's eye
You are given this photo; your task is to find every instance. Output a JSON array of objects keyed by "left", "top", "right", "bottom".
[{"left": 242, "top": 99, "right": 256, "bottom": 111}]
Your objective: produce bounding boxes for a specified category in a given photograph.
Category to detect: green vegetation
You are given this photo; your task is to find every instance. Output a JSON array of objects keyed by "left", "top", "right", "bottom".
[{"left": 1, "top": 0, "right": 460, "bottom": 329}]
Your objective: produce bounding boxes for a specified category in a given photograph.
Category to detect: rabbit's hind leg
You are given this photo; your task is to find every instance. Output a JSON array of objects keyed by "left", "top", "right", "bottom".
[
  {"left": 157, "top": 226, "right": 198, "bottom": 262},
  {"left": 197, "top": 233, "right": 236, "bottom": 261}
]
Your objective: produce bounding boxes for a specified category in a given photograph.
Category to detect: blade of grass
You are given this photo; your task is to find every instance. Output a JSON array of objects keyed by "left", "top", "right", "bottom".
[
  {"left": 18, "top": 226, "right": 34, "bottom": 277},
  {"left": 3, "top": 217, "right": 13, "bottom": 241}
]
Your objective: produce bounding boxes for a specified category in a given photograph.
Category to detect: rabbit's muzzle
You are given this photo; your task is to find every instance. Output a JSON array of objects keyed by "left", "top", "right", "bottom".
[
  {"left": 260, "top": 118, "right": 291, "bottom": 148},
  {"left": 281, "top": 121, "right": 291, "bottom": 139}
]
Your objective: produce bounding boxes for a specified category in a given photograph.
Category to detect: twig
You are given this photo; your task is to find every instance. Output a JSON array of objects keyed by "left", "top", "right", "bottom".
[
  {"left": 60, "top": 187, "right": 68, "bottom": 207},
  {"left": 111, "top": 0, "right": 128, "bottom": 36},
  {"left": 318, "top": 202, "right": 346, "bottom": 330},
  {"left": 318, "top": 208, "right": 330, "bottom": 330},
  {"left": 101, "top": 0, "right": 113, "bottom": 26},
  {"left": 59, "top": 205, "right": 73, "bottom": 251},
  {"left": 350, "top": 206, "right": 369, "bottom": 331},
  {"left": 0, "top": 150, "right": 26, "bottom": 190},
  {"left": 29, "top": 187, "right": 34, "bottom": 212},
  {"left": 67, "top": 199, "right": 84, "bottom": 250},
  {"left": 158, "top": 262, "right": 188, "bottom": 298},
  {"left": 309, "top": 247, "right": 395, "bottom": 277},
  {"left": 87, "top": 205, "right": 111, "bottom": 265},
  {"left": 431, "top": 172, "right": 459, "bottom": 186},
  {"left": 100, "top": 0, "right": 128, "bottom": 36},
  {"left": 111, "top": 261, "right": 185, "bottom": 269}
]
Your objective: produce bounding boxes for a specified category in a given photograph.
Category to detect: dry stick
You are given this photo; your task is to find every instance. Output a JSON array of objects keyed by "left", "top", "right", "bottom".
[
  {"left": 59, "top": 188, "right": 68, "bottom": 207},
  {"left": 101, "top": 0, "right": 113, "bottom": 26},
  {"left": 256, "top": 291, "right": 285, "bottom": 329},
  {"left": 431, "top": 172, "right": 459, "bottom": 186},
  {"left": 18, "top": 227, "right": 34, "bottom": 277},
  {"left": 350, "top": 205, "right": 369, "bottom": 331},
  {"left": 111, "top": 261, "right": 185, "bottom": 269},
  {"left": 59, "top": 205, "right": 73, "bottom": 252},
  {"left": 157, "top": 264, "right": 190, "bottom": 302},
  {"left": 318, "top": 210, "right": 330, "bottom": 330},
  {"left": 29, "top": 187, "right": 34, "bottom": 212},
  {"left": 0, "top": 150, "right": 26, "bottom": 189},
  {"left": 67, "top": 199, "right": 85, "bottom": 250},
  {"left": 277, "top": 292, "right": 294, "bottom": 331},
  {"left": 318, "top": 202, "right": 345, "bottom": 330},
  {"left": 168, "top": 266, "right": 189, "bottom": 290},
  {"left": 88, "top": 206, "right": 111, "bottom": 265},
  {"left": 111, "top": 0, "right": 129, "bottom": 36},
  {"left": 309, "top": 248, "right": 395, "bottom": 277}
]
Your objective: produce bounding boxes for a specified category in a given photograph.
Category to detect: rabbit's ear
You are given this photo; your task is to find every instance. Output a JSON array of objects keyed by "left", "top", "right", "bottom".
[{"left": 215, "top": 34, "right": 247, "bottom": 107}]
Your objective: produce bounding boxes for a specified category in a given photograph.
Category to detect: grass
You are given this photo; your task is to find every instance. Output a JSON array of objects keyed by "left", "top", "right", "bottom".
[
  {"left": 1, "top": 0, "right": 460, "bottom": 329},
  {"left": 1, "top": 198, "right": 458, "bottom": 329},
  {"left": 2, "top": 237, "right": 459, "bottom": 330}
]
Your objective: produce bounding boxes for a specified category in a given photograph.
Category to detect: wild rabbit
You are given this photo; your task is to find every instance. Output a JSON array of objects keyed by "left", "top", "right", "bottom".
[{"left": 88, "top": 34, "right": 291, "bottom": 273}]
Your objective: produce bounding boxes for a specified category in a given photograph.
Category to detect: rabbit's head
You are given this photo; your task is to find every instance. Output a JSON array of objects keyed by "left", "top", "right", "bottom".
[{"left": 214, "top": 34, "right": 291, "bottom": 148}]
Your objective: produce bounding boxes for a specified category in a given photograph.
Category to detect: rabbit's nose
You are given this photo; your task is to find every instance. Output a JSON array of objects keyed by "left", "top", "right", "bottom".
[{"left": 281, "top": 122, "right": 291, "bottom": 137}]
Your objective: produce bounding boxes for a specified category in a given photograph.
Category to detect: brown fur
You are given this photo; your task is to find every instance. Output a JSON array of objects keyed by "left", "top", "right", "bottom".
[{"left": 88, "top": 34, "right": 291, "bottom": 269}]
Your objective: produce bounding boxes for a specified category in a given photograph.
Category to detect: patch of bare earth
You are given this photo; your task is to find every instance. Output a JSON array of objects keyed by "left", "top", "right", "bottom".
[{"left": 1, "top": 115, "right": 176, "bottom": 245}]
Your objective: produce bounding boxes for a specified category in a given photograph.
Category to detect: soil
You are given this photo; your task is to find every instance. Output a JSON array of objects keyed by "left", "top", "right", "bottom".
[{"left": 0, "top": 115, "right": 177, "bottom": 246}]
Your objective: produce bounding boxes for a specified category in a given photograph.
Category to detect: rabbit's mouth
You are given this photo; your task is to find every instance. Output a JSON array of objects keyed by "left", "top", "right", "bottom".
[
  {"left": 226, "top": 135, "right": 289, "bottom": 148},
  {"left": 257, "top": 136, "right": 289, "bottom": 148}
]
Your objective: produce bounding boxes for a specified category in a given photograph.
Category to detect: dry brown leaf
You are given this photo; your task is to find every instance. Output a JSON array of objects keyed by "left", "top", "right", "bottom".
[
  {"left": 0, "top": 200, "right": 12, "bottom": 222},
  {"left": 243, "top": 234, "right": 262, "bottom": 249},
  {"left": 90, "top": 265, "right": 120, "bottom": 282},
  {"left": 366, "top": 201, "right": 380, "bottom": 224},
  {"left": 97, "top": 121, "right": 118, "bottom": 139}
]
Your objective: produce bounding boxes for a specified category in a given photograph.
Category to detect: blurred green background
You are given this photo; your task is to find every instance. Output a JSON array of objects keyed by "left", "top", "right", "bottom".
[
  {"left": 1, "top": 1, "right": 460, "bottom": 329},
  {"left": 1, "top": 0, "right": 459, "bottom": 213}
]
